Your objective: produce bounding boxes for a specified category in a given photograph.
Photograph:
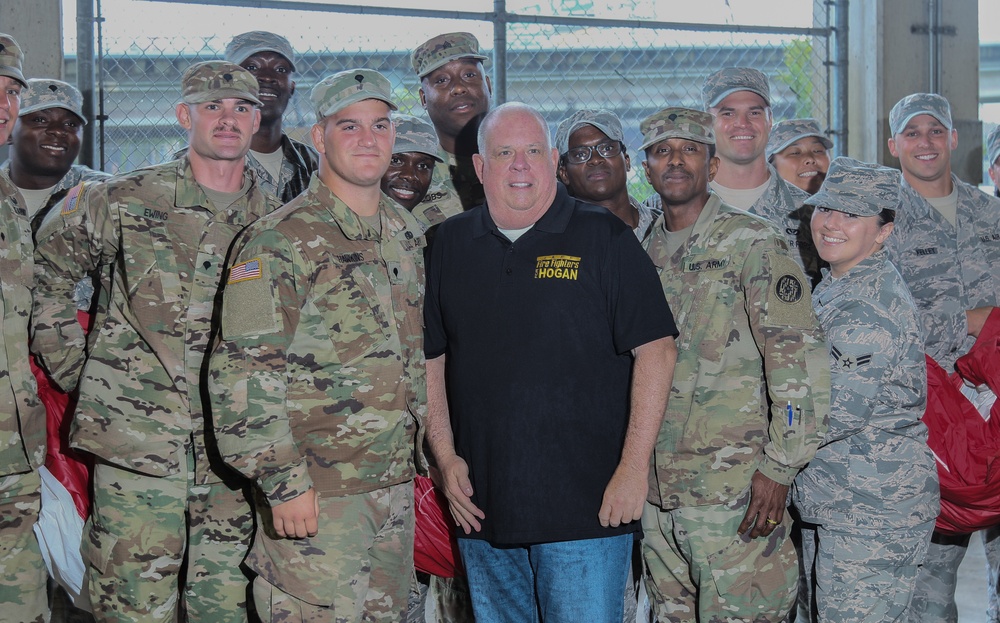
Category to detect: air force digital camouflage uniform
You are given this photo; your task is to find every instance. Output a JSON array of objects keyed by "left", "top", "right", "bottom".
[
  {"left": 0, "top": 32, "right": 49, "bottom": 623},
  {"left": 31, "top": 61, "right": 278, "bottom": 622},
  {"left": 793, "top": 158, "right": 939, "bottom": 622},
  {"left": 639, "top": 108, "right": 829, "bottom": 623},
  {"left": 880, "top": 93, "right": 1000, "bottom": 623},
  {"left": 391, "top": 113, "right": 457, "bottom": 232},
  {"left": 210, "top": 69, "right": 425, "bottom": 622}
]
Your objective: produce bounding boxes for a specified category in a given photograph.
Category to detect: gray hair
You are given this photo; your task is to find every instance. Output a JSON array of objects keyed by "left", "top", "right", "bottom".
[{"left": 477, "top": 101, "right": 551, "bottom": 154}]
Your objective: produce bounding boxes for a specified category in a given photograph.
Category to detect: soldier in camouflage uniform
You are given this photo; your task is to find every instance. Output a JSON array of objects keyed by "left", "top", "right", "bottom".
[
  {"left": 210, "top": 68, "right": 425, "bottom": 622},
  {"left": 555, "top": 108, "right": 660, "bottom": 242},
  {"left": 644, "top": 68, "right": 823, "bottom": 286},
  {"left": 766, "top": 118, "right": 832, "bottom": 195},
  {"left": 31, "top": 61, "right": 279, "bottom": 622},
  {"left": 225, "top": 31, "right": 318, "bottom": 202},
  {"left": 380, "top": 113, "right": 446, "bottom": 229},
  {"left": 793, "top": 157, "right": 939, "bottom": 622},
  {"left": 3, "top": 79, "right": 110, "bottom": 230},
  {"left": 0, "top": 33, "right": 49, "bottom": 623},
  {"left": 411, "top": 32, "right": 490, "bottom": 213},
  {"left": 987, "top": 125, "right": 1000, "bottom": 197},
  {"left": 880, "top": 93, "right": 1000, "bottom": 623},
  {"left": 639, "top": 107, "right": 829, "bottom": 623}
]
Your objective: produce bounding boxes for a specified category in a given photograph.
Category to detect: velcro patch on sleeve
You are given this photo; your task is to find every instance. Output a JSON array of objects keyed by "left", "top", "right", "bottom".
[
  {"left": 765, "top": 253, "right": 815, "bottom": 328},
  {"left": 222, "top": 269, "right": 279, "bottom": 338}
]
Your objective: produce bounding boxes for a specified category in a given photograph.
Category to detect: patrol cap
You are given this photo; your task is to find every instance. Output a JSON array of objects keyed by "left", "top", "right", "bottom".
[
  {"left": 411, "top": 32, "right": 488, "bottom": 79},
  {"left": 766, "top": 119, "right": 832, "bottom": 159},
  {"left": 392, "top": 114, "right": 442, "bottom": 161},
  {"left": 311, "top": 69, "right": 397, "bottom": 122},
  {"left": 19, "top": 79, "right": 87, "bottom": 125},
  {"left": 0, "top": 33, "right": 27, "bottom": 87},
  {"left": 987, "top": 125, "right": 1000, "bottom": 168},
  {"left": 805, "top": 157, "right": 900, "bottom": 217},
  {"left": 639, "top": 107, "right": 715, "bottom": 151},
  {"left": 703, "top": 67, "right": 770, "bottom": 109},
  {"left": 225, "top": 31, "right": 296, "bottom": 72},
  {"left": 181, "top": 60, "right": 263, "bottom": 107},
  {"left": 889, "top": 93, "right": 952, "bottom": 135},
  {"left": 554, "top": 109, "right": 625, "bottom": 155}
]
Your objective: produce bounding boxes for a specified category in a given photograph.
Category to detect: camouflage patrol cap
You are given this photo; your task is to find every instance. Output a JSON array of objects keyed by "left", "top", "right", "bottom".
[
  {"left": 554, "top": 109, "right": 625, "bottom": 155},
  {"left": 225, "top": 31, "right": 296, "bottom": 72},
  {"left": 311, "top": 69, "right": 397, "bottom": 122},
  {"left": 766, "top": 119, "right": 832, "bottom": 159},
  {"left": 20, "top": 79, "right": 87, "bottom": 125},
  {"left": 703, "top": 67, "right": 770, "bottom": 109},
  {"left": 987, "top": 125, "right": 1000, "bottom": 168},
  {"left": 181, "top": 60, "right": 263, "bottom": 107},
  {"left": 889, "top": 93, "right": 952, "bottom": 135},
  {"left": 392, "top": 114, "right": 443, "bottom": 161},
  {"left": 639, "top": 107, "right": 715, "bottom": 151},
  {"left": 0, "top": 33, "right": 27, "bottom": 87},
  {"left": 411, "top": 32, "right": 488, "bottom": 79},
  {"left": 805, "top": 157, "right": 900, "bottom": 217}
]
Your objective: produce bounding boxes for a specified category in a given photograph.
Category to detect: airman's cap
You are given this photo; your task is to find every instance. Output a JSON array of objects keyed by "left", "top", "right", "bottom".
[
  {"left": 225, "top": 31, "right": 296, "bottom": 72},
  {"left": 889, "top": 93, "right": 952, "bottom": 135},
  {"left": 0, "top": 33, "right": 27, "bottom": 87},
  {"left": 181, "top": 60, "right": 262, "bottom": 107},
  {"left": 639, "top": 107, "right": 715, "bottom": 151},
  {"left": 766, "top": 119, "right": 833, "bottom": 159},
  {"left": 987, "top": 125, "right": 1000, "bottom": 168},
  {"left": 311, "top": 69, "right": 397, "bottom": 122},
  {"left": 554, "top": 109, "right": 625, "bottom": 155},
  {"left": 703, "top": 67, "right": 770, "bottom": 109},
  {"left": 393, "top": 114, "right": 443, "bottom": 161},
  {"left": 411, "top": 32, "right": 488, "bottom": 78},
  {"left": 20, "top": 79, "right": 87, "bottom": 125},
  {"left": 805, "top": 157, "right": 900, "bottom": 217}
]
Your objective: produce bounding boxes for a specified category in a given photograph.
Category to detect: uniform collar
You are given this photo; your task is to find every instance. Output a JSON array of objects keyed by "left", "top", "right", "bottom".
[{"left": 472, "top": 182, "right": 574, "bottom": 239}]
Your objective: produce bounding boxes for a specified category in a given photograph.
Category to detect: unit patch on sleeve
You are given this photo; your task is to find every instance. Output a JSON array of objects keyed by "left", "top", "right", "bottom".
[{"left": 534, "top": 255, "right": 580, "bottom": 280}]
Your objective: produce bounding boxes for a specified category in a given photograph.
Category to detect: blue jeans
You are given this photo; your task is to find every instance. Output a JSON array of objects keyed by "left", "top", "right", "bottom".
[{"left": 457, "top": 533, "right": 632, "bottom": 623}]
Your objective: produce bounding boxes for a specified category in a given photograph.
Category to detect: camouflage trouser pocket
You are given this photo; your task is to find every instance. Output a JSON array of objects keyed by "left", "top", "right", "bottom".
[
  {"left": 704, "top": 535, "right": 756, "bottom": 599},
  {"left": 81, "top": 517, "right": 119, "bottom": 575}
]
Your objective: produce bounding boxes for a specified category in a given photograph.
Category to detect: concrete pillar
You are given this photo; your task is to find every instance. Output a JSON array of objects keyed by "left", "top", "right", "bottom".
[
  {"left": 848, "top": 0, "right": 981, "bottom": 184},
  {"left": 0, "top": 0, "right": 64, "bottom": 79}
]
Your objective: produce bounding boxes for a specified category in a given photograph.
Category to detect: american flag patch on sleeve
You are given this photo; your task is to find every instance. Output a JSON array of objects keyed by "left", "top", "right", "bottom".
[
  {"left": 228, "top": 258, "right": 262, "bottom": 284},
  {"left": 61, "top": 182, "right": 86, "bottom": 216}
]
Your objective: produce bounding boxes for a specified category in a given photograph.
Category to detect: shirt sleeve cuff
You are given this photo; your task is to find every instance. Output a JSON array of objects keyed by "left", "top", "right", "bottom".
[
  {"left": 259, "top": 460, "right": 314, "bottom": 505},
  {"left": 757, "top": 454, "right": 797, "bottom": 486}
]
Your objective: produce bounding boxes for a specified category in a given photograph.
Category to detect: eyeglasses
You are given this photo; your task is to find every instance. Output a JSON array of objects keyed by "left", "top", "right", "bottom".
[{"left": 564, "top": 141, "right": 624, "bottom": 164}]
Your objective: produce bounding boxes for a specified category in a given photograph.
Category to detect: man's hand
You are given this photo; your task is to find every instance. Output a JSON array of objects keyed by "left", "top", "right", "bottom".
[
  {"left": 599, "top": 464, "right": 646, "bottom": 528},
  {"left": 437, "top": 454, "right": 485, "bottom": 535},
  {"left": 271, "top": 488, "right": 320, "bottom": 539},
  {"left": 737, "top": 471, "right": 789, "bottom": 539},
  {"left": 967, "top": 306, "right": 996, "bottom": 338}
]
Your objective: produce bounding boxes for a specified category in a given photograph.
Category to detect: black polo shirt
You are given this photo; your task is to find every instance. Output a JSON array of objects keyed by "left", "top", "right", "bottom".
[{"left": 424, "top": 184, "right": 677, "bottom": 545}]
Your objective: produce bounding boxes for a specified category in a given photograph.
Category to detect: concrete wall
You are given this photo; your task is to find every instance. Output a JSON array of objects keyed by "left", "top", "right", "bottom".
[
  {"left": 0, "top": 0, "right": 64, "bottom": 79},
  {"left": 849, "top": 0, "right": 982, "bottom": 183}
]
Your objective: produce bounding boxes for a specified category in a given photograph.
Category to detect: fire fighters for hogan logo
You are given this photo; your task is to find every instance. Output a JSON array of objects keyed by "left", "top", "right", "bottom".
[{"left": 534, "top": 254, "right": 581, "bottom": 280}]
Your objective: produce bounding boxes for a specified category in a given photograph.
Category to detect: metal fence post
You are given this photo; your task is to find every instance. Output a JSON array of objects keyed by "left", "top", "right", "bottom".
[
  {"left": 493, "top": 0, "right": 507, "bottom": 105},
  {"left": 76, "top": 0, "right": 97, "bottom": 168},
  {"left": 834, "top": 0, "right": 849, "bottom": 155}
]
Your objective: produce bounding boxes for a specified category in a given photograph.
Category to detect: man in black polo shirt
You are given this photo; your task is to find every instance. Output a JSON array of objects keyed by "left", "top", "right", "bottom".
[{"left": 424, "top": 101, "right": 678, "bottom": 621}]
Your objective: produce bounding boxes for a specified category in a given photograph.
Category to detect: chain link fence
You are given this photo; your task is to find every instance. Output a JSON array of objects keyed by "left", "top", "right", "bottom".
[{"left": 69, "top": 0, "right": 839, "bottom": 198}]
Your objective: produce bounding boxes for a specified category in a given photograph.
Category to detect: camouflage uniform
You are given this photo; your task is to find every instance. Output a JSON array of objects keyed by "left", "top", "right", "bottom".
[
  {"left": 640, "top": 107, "right": 829, "bottom": 623},
  {"left": 389, "top": 113, "right": 461, "bottom": 233},
  {"left": 793, "top": 158, "right": 939, "bottom": 622},
  {"left": 210, "top": 172, "right": 425, "bottom": 622},
  {"left": 886, "top": 177, "right": 1000, "bottom": 623},
  {"left": 210, "top": 68, "right": 425, "bottom": 622},
  {"left": 244, "top": 135, "right": 319, "bottom": 202},
  {"left": 0, "top": 33, "right": 49, "bottom": 623}
]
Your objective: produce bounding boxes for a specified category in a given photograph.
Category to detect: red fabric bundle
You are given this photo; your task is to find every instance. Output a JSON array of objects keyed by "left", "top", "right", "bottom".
[
  {"left": 413, "top": 475, "right": 463, "bottom": 578},
  {"left": 32, "top": 310, "right": 92, "bottom": 520},
  {"left": 923, "top": 308, "right": 1000, "bottom": 535}
]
